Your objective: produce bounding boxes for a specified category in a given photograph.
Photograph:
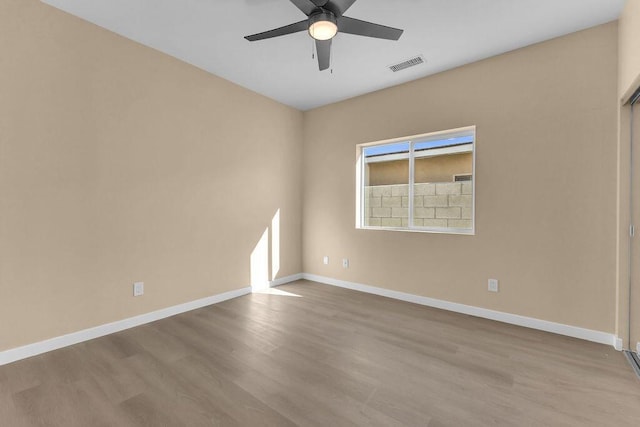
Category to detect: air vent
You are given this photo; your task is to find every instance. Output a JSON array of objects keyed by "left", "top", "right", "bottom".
[{"left": 389, "top": 55, "right": 425, "bottom": 72}]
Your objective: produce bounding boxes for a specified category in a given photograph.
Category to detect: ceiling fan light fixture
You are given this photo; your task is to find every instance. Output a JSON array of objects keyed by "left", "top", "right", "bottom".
[
  {"left": 244, "top": 0, "right": 404, "bottom": 71},
  {"left": 308, "top": 12, "right": 338, "bottom": 41}
]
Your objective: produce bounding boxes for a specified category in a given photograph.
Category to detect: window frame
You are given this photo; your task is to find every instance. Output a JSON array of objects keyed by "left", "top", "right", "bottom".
[{"left": 356, "top": 125, "right": 476, "bottom": 235}]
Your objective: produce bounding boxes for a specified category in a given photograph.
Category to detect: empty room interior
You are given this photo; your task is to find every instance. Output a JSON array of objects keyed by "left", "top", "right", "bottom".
[{"left": 3, "top": 0, "right": 640, "bottom": 425}]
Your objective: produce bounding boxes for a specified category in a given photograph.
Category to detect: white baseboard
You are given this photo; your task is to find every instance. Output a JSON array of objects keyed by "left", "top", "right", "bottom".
[
  {"left": 302, "top": 273, "right": 619, "bottom": 349},
  {"left": 270, "top": 273, "right": 303, "bottom": 288},
  {"left": 0, "top": 273, "right": 307, "bottom": 366},
  {"left": 0, "top": 272, "right": 618, "bottom": 366},
  {"left": 0, "top": 286, "right": 251, "bottom": 366}
]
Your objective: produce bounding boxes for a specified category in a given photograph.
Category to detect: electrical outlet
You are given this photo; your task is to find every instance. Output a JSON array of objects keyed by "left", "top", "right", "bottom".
[
  {"left": 133, "top": 281, "right": 144, "bottom": 297},
  {"left": 342, "top": 258, "right": 349, "bottom": 268},
  {"left": 323, "top": 256, "right": 329, "bottom": 265},
  {"left": 488, "top": 279, "right": 499, "bottom": 293}
]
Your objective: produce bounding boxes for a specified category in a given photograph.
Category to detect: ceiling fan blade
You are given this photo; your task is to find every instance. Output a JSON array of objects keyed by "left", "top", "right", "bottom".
[
  {"left": 245, "top": 20, "right": 308, "bottom": 42},
  {"left": 325, "top": 0, "right": 357, "bottom": 17},
  {"left": 290, "top": 0, "right": 319, "bottom": 16},
  {"left": 338, "top": 16, "right": 403, "bottom": 40},
  {"left": 316, "top": 39, "right": 332, "bottom": 71}
]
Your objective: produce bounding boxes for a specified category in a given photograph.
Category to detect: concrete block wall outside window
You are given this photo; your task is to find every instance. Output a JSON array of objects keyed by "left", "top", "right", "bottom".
[{"left": 365, "top": 182, "right": 473, "bottom": 228}]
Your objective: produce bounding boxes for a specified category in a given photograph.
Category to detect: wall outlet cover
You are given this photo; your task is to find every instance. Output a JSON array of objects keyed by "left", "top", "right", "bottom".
[
  {"left": 133, "top": 282, "right": 144, "bottom": 297},
  {"left": 488, "top": 279, "right": 499, "bottom": 292},
  {"left": 342, "top": 259, "right": 349, "bottom": 268},
  {"left": 323, "top": 256, "right": 329, "bottom": 265}
]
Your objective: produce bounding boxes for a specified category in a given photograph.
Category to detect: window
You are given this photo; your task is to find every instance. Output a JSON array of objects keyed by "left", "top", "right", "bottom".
[{"left": 357, "top": 126, "right": 475, "bottom": 234}]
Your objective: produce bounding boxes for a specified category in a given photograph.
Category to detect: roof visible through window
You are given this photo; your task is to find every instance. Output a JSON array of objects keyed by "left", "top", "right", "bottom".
[{"left": 364, "top": 135, "right": 473, "bottom": 158}]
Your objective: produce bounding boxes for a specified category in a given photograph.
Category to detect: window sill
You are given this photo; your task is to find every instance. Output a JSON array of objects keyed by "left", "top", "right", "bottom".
[{"left": 357, "top": 225, "right": 475, "bottom": 236}]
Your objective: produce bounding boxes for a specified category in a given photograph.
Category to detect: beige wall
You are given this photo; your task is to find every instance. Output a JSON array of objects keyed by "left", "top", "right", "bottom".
[
  {"left": 0, "top": 0, "right": 303, "bottom": 351},
  {"left": 619, "top": 0, "right": 640, "bottom": 99},
  {"left": 0, "top": 1, "right": 624, "bottom": 354},
  {"left": 303, "top": 22, "right": 618, "bottom": 333}
]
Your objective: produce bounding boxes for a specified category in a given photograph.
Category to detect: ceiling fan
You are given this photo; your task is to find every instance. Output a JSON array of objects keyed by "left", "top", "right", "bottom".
[{"left": 244, "top": 0, "right": 404, "bottom": 71}]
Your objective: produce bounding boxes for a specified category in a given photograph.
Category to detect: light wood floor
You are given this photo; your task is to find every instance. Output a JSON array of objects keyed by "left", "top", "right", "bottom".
[{"left": 1, "top": 280, "right": 640, "bottom": 426}]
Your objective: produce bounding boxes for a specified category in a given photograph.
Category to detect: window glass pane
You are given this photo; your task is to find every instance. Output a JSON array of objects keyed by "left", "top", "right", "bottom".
[
  {"left": 364, "top": 142, "right": 409, "bottom": 228},
  {"left": 413, "top": 139, "right": 473, "bottom": 230}
]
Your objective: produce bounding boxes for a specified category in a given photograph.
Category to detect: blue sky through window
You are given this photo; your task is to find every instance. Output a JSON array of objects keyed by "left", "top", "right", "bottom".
[
  {"left": 363, "top": 142, "right": 409, "bottom": 157},
  {"left": 364, "top": 135, "right": 473, "bottom": 158}
]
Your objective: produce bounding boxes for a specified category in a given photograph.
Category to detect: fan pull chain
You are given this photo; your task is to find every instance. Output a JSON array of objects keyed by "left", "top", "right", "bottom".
[{"left": 330, "top": 41, "right": 334, "bottom": 74}]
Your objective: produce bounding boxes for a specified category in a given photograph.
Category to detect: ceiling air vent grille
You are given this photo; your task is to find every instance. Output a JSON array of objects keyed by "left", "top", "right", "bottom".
[{"left": 389, "top": 55, "right": 424, "bottom": 72}]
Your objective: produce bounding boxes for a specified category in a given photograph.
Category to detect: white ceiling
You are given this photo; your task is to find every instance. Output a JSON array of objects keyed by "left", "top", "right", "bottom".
[{"left": 41, "top": 0, "right": 624, "bottom": 111}]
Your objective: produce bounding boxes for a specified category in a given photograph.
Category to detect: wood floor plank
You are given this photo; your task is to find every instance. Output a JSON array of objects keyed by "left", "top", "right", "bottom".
[{"left": 1, "top": 280, "right": 640, "bottom": 426}]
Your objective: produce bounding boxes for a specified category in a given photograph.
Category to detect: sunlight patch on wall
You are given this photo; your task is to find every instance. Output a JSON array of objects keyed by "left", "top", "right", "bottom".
[
  {"left": 271, "top": 209, "right": 280, "bottom": 280},
  {"left": 250, "top": 228, "right": 269, "bottom": 291}
]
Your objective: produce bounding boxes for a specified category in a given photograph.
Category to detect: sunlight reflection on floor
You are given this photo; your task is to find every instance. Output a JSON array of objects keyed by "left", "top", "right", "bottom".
[{"left": 253, "top": 288, "right": 302, "bottom": 298}]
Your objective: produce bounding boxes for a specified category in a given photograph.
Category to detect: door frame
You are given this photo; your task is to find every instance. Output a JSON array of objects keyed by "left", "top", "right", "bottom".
[{"left": 617, "top": 86, "right": 640, "bottom": 352}]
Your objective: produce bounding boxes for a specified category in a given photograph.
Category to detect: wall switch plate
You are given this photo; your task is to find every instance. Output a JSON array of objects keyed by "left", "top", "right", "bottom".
[
  {"left": 323, "top": 256, "right": 329, "bottom": 265},
  {"left": 488, "top": 279, "right": 499, "bottom": 293},
  {"left": 342, "top": 258, "right": 349, "bottom": 268},
  {"left": 133, "top": 282, "right": 144, "bottom": 297}
]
